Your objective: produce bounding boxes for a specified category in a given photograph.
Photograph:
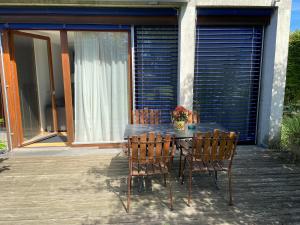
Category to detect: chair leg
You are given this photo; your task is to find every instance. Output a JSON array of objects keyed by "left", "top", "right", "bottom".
[
  {"left": 167, "top": 173, "right": 173, "bottom": 210},
  {"left": 138, "top": 177, "right": 143, "bottom": 193},
  {"left": 228, "top": 171, "right": 233, "bottom": 206},
  {"left": 127, "top": 175, "right": 132, "bottom": 213},
  {"left": 212, "top": 170, "right": 219, "bottom": 190},
  {"left": 178, "top": 149, "right": 182, "bottom": 177},
  {"left": 163, "top": 174, "right": 167, "bottom": 187},
  {"left": 181, "top": 157, "right": 187, "bottom": 185},
  {"left": 188, "top": 166, "right": 192, "bottom": 206}
]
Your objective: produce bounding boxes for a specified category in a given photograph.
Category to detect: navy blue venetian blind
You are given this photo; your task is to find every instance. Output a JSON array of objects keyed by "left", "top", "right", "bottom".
[
  {"left": 193, "top": 26, "right": 263, "bottom": 143},
  {"left": 134, "top": 26, "right": 178, "bottom": 123}
]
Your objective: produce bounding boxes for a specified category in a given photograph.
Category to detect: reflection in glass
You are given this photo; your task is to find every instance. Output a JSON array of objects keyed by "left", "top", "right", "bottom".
[{"left": 14, "top": 35, "right": 54, "bottom": 141}]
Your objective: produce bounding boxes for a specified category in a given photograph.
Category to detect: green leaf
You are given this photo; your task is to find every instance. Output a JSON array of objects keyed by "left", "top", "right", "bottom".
[{"left": 285, "top": 30, "right": 300, "bottom": 105}]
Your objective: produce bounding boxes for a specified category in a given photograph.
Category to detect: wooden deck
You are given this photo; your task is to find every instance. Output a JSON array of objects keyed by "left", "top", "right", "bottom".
[{"left": 0, "top": 146, "right": 300, "bottom": 225}]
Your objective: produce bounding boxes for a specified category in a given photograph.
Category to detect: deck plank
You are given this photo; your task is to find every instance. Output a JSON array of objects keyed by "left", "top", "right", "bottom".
[{"left": 0, "top": 146, "right": 300, "bottom": 224}]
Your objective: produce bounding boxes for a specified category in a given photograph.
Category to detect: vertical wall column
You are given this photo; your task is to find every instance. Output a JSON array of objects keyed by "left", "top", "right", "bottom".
[
  {"left": 258, "top": 1, "right": 292, "bottom": 146},
  {"left": 178, "top": 2, "right": 196, "bottom": 110}
]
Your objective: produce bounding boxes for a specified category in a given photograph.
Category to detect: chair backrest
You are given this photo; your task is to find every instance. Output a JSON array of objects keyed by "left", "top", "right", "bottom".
[
  {"left": 187, "top": 111, "right": 200, "bottom": 124},
  {"left": 128, "top": 132, "right": 175, "bottom": 165},
  {"left": 192, "top": 129, "right": 238, "bottom": 163},
  {"left": 134, "top": 109, "right": 161, "bottom": 124}
]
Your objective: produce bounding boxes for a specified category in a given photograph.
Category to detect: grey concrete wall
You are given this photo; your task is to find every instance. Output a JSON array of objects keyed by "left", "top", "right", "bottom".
[
  {"left": 257, "top": 9, "right": 277, "bottom": 146},
  {"left": 178, "top": 2, "right": 196, "bottom": 110},
  {"left": 193, "top": 0, "right": 274, "bottom": 7},
  {"left": 258, "top": 1, "right": 292, "bottom": 146}
]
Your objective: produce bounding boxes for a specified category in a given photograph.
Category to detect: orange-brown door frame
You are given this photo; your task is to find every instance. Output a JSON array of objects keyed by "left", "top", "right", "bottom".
[
  {"left": 0, "top": 32, "right": 11, "bottom": 149},
  {"left": 8, "top": 31, "right": 24, "bottom": 147},
  {"left": 7, "top": 31, "right": 58, "bottom": 147},
  {"left": 1, "top": 31, "right": 21, "bottom": 148},
  {"left": 60, "top": 30, "right": 133, "bottom": 147},
  {"left": 60, "top": 30, "right": 74, "bottom": 145},
  {"left": 2, "top": 29, "right": 133, "bottom": 148}
]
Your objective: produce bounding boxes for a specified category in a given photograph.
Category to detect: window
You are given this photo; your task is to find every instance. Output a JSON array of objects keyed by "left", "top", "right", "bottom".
[
  {"left": 193, "top": 26, "right": 263, "bottom": 143},
  {"left": 134, "top": 26, "right": 178, "bottom": 123}
]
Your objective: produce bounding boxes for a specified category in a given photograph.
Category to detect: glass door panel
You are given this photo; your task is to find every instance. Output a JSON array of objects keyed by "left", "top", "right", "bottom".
[
  {"left": 12, "top": 32, "right": 57, "bottom": 143},
  {"left": 14, "top": 35, "right": 41, "bottom": 141},
  {"left": 69, "top": 31, "right": 129, "bottom": 143}
]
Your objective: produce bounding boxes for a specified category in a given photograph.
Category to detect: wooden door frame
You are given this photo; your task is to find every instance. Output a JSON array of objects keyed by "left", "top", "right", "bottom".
[
  {"left": 60, "top": 30, "right": 133, "bottom": 147},
  {"left": 60, "top": 30, "right": 74, "bottom": 145},
  {"left": 9, "top": 30, "right": 58, "bottom": 147},
  {"left": 2, "top": 29, "right": 133, "bottom": 148},
  {"left": 1, "top": 31, "right": 20, "bottom": 148},
  {"left": 0, "top": 32, "right": 12, "bottom": 149}
]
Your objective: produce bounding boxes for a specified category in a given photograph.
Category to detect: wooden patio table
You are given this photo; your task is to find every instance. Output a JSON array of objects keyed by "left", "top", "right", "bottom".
[{"left": 124, "top": 122, "right": 227, "bottom": 140}]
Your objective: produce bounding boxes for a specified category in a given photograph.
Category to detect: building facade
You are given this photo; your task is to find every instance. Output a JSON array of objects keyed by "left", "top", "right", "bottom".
[{"left": 0, "top": 0, "right": 292, "bottom": 149}]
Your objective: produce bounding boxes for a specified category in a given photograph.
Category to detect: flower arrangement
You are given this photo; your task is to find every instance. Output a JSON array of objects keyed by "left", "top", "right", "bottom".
[
  {"left": 172, "top": 106, "right": 191, "bottom": 122},
  {"left": 172, "top": 106, "right": 191, "bottom": 130}
]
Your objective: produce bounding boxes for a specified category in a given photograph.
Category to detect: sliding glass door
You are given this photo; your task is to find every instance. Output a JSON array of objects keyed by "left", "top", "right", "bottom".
[
  {"left": 69, "top": 31, "right": 129, "bottom": 143},
  {"left": 12, "top": 31, "right": 58, "bottom": 144}
]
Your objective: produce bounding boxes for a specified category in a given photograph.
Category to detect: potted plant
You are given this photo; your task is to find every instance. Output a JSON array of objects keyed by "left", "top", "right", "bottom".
[{"left": 172, "top": 106, "right": 190, "bottom": 130}]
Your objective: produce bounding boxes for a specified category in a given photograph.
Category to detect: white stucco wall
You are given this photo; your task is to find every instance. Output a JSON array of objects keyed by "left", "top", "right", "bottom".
[{"left": 258, "top": 1, "right": 292, "bottom": 146}]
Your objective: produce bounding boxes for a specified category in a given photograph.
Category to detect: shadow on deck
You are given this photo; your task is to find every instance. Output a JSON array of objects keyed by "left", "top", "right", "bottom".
[{"left": 0, "top": 146, "right": 299, "bottom": 225}]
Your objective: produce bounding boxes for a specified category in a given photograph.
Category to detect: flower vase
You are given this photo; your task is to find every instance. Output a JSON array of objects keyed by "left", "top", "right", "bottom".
[{"left": 174, "top": 121, "right": 185, "bottom": 130}]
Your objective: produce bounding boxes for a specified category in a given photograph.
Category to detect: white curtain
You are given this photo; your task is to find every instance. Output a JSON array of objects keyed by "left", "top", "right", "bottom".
[{"left": 74, "top": 32, "right": 128, "bottom": 143}]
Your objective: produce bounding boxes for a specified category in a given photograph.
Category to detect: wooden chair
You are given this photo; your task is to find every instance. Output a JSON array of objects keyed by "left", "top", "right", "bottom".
[
  {"left": 187, "top": 111, "right": 200, "bottom": 124},
  {"left": 123, "top": 109, "right": 161, "bottom": 155},
  {"left": 133, "top": 108, "right": 161, "bottom": 124},
  {"left": 177, "top": 111, "right": 200, "bottom": 177},
  {"left": 180, "top": 130, "right": 239, "bottom": 206},
  {"left": 127, "top": 132, "right": 176, "bottom": 212}
]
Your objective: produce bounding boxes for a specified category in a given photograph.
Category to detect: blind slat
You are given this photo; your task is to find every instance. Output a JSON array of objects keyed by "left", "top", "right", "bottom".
[
  {"left": 194, "top": 26, "right": 263, "bottom": 143},
  {"left": 134, "top": 26, "right": 178, "bottom": 123}
]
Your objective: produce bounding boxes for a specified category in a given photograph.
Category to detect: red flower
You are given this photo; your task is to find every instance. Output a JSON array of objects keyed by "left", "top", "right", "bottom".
[
  {"left": 172, "top": 106, "right": 189, "bottom": 122},
  {"left": 175, "top": 105, "right": 187, "bottom": 112}
]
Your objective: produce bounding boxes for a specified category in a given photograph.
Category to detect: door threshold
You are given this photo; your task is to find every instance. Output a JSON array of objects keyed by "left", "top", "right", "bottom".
[
  {"left": 21, "top": 132, "right": 58, "bottom": 147},
  {"left": 23, "top": 142, "right": 68, "bottom": 148}
]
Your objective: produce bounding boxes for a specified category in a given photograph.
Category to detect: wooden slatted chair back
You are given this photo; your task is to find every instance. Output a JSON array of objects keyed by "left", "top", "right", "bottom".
[
  {"left": 184, "top": 130, "right": 239, "bottom": 207},
  {"left": 134, "top": 109, "right": 161, "bottom": 124},
  {"left": 187, "top": 111, "right": 200, "bottom": 124},
  {"left": 127, "top": 132, "right": 175, "bottom": 212},
  {"left": 128, "top": 132, "right": 175, "bottom": 166},
  {"left": 192, "top": 130, "right": 238, "bottom": 163}
]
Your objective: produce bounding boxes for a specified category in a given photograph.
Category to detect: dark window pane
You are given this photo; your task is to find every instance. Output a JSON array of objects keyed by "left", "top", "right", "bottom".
[
  {"left": 134, "top": 26, "right": 178, "bottom": 123},
  {"left": 193, "top": 26, "right": 263, "bottom": 143}
]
